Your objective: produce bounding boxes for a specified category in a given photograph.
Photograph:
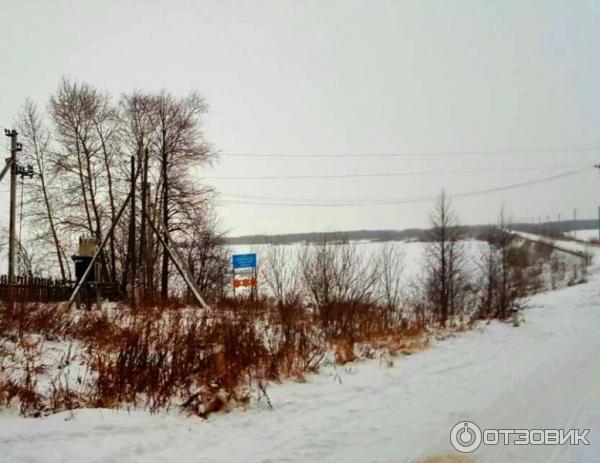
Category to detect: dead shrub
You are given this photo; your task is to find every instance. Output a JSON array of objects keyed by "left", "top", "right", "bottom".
[
  {"left": 0, "top": 336, "right": 48, "bottom": 416},
  {"left": 334, "top": 339, "right": 356, "bottom": 365},
  {"left": 299, "top": 239, "right": 377, "bottom": 339},
  {"left": 0, "top": 302, "right": 69, "bottom": 339}
]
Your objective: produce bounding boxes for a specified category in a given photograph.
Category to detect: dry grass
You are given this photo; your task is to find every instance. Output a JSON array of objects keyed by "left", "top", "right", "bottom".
[{"left": 0, "top": 296, "right": 427, "bottom": 417}]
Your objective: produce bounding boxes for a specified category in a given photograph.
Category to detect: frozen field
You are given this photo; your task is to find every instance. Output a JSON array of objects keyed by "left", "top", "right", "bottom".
[
  {"left": 230, "top": 239, "right": 487, "bottom": 287},
  {"left": 0, "top": 236, "right": 599, "bottom": 462},
  {"left": 565, "top": 229, "right": 600, "bottom": 242},
  {"left": 231, "top": 237, "right": 584, "bottom": 299}
]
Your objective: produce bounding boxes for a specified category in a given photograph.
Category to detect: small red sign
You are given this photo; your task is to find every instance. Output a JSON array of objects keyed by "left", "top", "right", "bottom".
[{"left": 233, "top": 277, "right": 257, "bottom": 288}]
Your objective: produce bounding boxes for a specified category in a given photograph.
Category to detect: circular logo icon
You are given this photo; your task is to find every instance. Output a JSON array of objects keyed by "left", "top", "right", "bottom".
[{"left": 450, "top": 421, "right": 482, "bottom": 453}]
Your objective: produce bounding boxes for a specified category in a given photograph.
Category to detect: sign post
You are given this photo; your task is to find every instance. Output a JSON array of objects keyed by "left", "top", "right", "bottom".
[{"left": 232, "top": 253, "right": 258, "bottom": 301}]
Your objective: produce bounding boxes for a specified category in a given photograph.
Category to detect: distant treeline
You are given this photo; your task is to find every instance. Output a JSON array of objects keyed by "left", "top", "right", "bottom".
[
  {"left": 509, "top": 219, "right": 598, "bottom": 235},
  {"left": 226, "top": 219, "right": 599, "bottom": 245}
]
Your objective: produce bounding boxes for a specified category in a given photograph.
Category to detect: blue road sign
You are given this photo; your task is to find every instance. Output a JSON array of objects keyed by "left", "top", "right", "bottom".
[{"left": 232, "top": 253, "right": 257, "bottom": 270}]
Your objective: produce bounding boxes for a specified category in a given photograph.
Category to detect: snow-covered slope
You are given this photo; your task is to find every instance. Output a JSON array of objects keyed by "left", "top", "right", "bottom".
[
  {"left": 565, "top": 229, "right": 600, "bottom": 242},
  {"left": 1, "top": 244, "right": 599, "bottom": 463}
]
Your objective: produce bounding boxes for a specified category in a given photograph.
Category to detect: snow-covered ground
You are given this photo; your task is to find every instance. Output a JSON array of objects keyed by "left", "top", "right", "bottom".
[
  {"left": 513, "top": 230, "right": 593, "bottom": 256},
  {"left": 1, "top": 239, "right": 599, "bottom": 462},
  {"left": 565, "top": 229, "right": 600, "bottom": 242},
  {"left": 231, "top": 239, "right": 488, "bottom": 291}
]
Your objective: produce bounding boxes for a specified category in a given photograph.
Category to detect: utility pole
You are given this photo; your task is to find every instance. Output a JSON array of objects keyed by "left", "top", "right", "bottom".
[
  {"left": 139, "top": 148, "right": 149, "bottom": 301},
  {"left": 4, "top": 129, "right": 22, "bottom": 286},
  {"left": 129, "top": 156, "right": 136, "bottom": 310},
  {"left": 594, "top": 164, "right": 600, "bottom": 240}
]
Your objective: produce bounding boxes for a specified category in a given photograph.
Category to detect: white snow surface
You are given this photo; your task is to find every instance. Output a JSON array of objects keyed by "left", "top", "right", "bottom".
[
  {"left": 230, "top": 240, "right": 487, "bottom": 293},
  {"left": 1, "top": 240, "right": 600, "bottom": 462},
  {"left": 565, "top": 229, "right": 600, "bottom": 242}
]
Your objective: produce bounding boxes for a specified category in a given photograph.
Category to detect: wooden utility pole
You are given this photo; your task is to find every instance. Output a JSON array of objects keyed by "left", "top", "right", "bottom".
[
  {"left": 129, "top": 156, "right": 136, "bottom": 310},
  {"left": 161, "top": 147, "right": 169, "bottom": 301},
  {"left": 139, "top": 148, "right": 149, "bottom": 300},
  {"left": 4, "top": 130, "right": 21, "bottom": 286},
  {"left": 596, "top": 165, "right": 600, "bottom": 241}
]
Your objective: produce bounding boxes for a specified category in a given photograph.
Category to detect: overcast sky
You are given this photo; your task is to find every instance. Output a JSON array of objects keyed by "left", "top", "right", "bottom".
[{"left": 1, "top": 0, "right": 599, "bottom": 236}]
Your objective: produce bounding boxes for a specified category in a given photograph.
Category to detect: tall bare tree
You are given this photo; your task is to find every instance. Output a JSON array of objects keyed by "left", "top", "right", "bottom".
[
  {"left": 263, "top": 243, "right": 301, "bottom": 307},
  {"left": 150, "top": 91, "right": 212, "bottom": 300},
  {"left": 183, "top": 211, "right": 229, "bottom": 303},
  {"left": 49, "top": 79, "right": 123, "bottom": 281},
  {"left": 121, "top": 92, "right": 155, "bottom": 296},
  {"left": 10, "top": 80, "right": 220, "bottom": 307},
  {"left": 375, "top": 242, "right": 405, "bottom": 326},
  {"left": 478, "top": 207, "right": 521, "bottom": 319},
  {"left": 18, "top": 100, "right": 68, "bottom": 279},
  {"left": 91, "top": 91, "right": 123, "bottom": 282},
  {"left": 422, "top": 191, "right": 468, "bottom": 325}
]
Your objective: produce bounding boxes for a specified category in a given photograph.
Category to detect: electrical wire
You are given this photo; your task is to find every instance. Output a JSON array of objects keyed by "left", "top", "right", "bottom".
[
  {"left": 219, "top": 147, "right": 600, "bottom": 158},
  {"left": 206, "top": 163, "right": 591, "bottom": 180},
  {"left": 218, "top": 167, "right": 590, "bottom": 207}
]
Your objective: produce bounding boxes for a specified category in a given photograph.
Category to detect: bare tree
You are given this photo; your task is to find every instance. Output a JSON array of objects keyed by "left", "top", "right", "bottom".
[
  {"left": 375, "top": 242, "right": 405, "bottom": 326},
  {"left": 8, "top": 81, "right": 220, "bottom": 308},
  {"left": 262, "top": 243, "right": 301, "bottom": 307},
  {"left": 495, "top": 207, "right": 513, "bottom": 317},
  {"left": 49, "top": 79, "right": 124, "bottom": 281},
  {"left": 18, "top": 100, "right": 68, "bottom": 280},
  {"left": 183, "top": 211, "right": 229, "bottom": 303},
  {"left": 478, "top": 207, "right": 522, "bottom": 319},
  {"left": 150, "top": 91, "right": 212, "bottom": 301},
  {"left": 299, "top": 238, "right": 377, "bottom": 337},
  {"left": 422, "top": 191, "right": 469, "bottom": 325},
  {"left": 477, "top": 236, "right": 499, "bottom": 318},
  {"left": 91, "top": 91, "right": 123, "bottom": 282},
  {"left": 121, "top": 92, "right": 156, "bottom": 297}
]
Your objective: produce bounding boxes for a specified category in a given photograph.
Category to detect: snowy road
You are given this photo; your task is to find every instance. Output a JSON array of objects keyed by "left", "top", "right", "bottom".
[{"left": 1, "top": 245, "right": 599, "bottom": 463}]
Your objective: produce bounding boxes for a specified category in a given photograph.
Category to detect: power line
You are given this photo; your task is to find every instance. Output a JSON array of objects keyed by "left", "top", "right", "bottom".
[
  {"left": 218, "top": 167, "right": 589, "bottom": 207},
  {"left": 219, "top": 147, "right": 600, "bottom": 158},
  {"left": 206, "top": 163, "right": 591, "bottom": 180},
  {"left": 222, "top": 191, "right": 425, "bottom": 204}
]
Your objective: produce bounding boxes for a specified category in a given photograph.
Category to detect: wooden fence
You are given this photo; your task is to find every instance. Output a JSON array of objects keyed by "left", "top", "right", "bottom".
[
  {"left": 0, "top": 275, "right": 123, "bottom": 304},
  {"left": 0, "top": 275, "right": 75, "bottom": 303}
]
